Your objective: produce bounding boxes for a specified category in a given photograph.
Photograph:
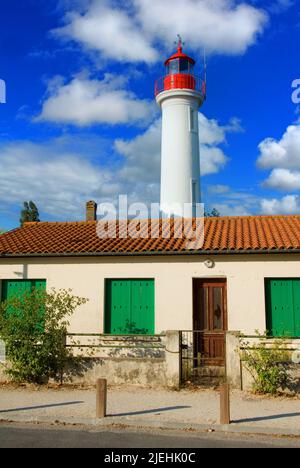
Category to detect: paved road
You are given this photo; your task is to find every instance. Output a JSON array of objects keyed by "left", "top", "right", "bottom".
[{"left": 0, "top": 424, "right": 300, "bottom": 448}]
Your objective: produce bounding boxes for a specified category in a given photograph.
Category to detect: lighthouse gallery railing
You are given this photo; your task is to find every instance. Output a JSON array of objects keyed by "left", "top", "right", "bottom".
[{"left": 155, "top": 74, "right": 206, "bottom": 99}]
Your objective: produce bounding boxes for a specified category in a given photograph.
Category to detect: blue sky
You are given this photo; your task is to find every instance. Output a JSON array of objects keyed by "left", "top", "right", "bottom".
[{"left": 0, "top": 0, "right": 299, "bottom": 230}]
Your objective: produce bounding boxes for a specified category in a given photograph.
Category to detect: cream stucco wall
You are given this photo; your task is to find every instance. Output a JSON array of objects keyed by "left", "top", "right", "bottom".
[{"left": 0, "top": 253, "right": 299, "bottom": 335}]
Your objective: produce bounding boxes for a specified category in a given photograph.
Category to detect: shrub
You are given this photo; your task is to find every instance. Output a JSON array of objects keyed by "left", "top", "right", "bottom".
[
  {"left": 0, "top": 288, "right": 88, "bottom": 384},
  {"left": 240, "top": 333, "right": 291, "bottom": 395}
]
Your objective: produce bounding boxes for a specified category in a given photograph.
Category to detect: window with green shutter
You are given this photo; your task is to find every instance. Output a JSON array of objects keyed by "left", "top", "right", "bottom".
[
  {"left": 1, "top": 280, "right": 46, "bottom": 302},
  {"left": 265, "top": 279, "right": 300, "bottom": 337},
  {"left": 1, "top": 280, "right": 46, "bottom": 328},
  {"left": 104, "top": 279, "right": 155, "bottom": 335}
]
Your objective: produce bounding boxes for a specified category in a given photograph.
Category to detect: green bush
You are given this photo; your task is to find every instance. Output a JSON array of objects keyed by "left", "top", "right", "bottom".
[
  {"left": 240, "top": 333, "right": 291, "bottom": 395},
  {"left": 0, "top": 288, "right": 88, "bottom": 384}
]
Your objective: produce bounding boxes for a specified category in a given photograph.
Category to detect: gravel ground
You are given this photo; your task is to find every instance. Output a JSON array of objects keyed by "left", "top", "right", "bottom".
[{"left": 0, "top": 385, "right": 300, "bottom": 430}]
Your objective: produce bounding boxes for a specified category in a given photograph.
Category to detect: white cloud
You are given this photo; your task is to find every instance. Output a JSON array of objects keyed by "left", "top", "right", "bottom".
[
  {"left": 257, "top": 122, "right": 300, "bottom": 192},
  {"left": 36, "top": 74, "right": 156, "bottom": 127},
  {"left": 205, "top": 184, "right": 262, "bottom": 216},
  {"left": 205, "top": 183, "right": 300, "bottom": 216},
  {"left": 54, "top": 1, "right": 158, "bottom": 63},
  {"left": 214, "top": 193, "right": 300, "bottom": 217},
  {"left": 0, "top": 131, "right": 161, "bottom": 221},
  {"left": 200, "top": 146, "right": 228, "bottom": 175},
  {"left": 198, "top": 114, "right": 242, "bottom": 174},
  {"left": 0, "top": 112, "right": 241, "bottom": 222},
  {"left": 23, "top": 112, "right": 236, "bottom": 217},
  {"left": 263, "top": 168, "right": 300, "bottom": 191},
  {"left": 205, "top": 185, "right": 300, "bottom": 216},
  {"left": 115, "top": 119, "right": 161, "bottom": 184},
  {"left": 207, "top": 184, "right": 230, "bottom": 194},
  {"left": 199, "top": 113, "right": 227, "bottom": 145},
  {"left": 55, "top": 0, "right": 268, "bottom": 63},
  {"left": 261, "top": 195, "right": 300, "bottom": 214},
  {"left": 212, "top": 203, "right": 252, "bottom": 216},
  {"left": 114, "top": 113, "right": 239, "bottom": 191},
  {"left": 135, "top": 0, "right": 267, "bottom": 56},
  {"left": 0, "top": 137, "right": 120, "bottom": 220},
  {"left": 257, "top": 123, "right": 300, "bottom": 170},
  {"left": 199, "top": 115, "right": 243, "bottom": 147}
]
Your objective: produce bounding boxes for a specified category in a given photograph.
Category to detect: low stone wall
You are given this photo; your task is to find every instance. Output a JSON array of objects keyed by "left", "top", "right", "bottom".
[
  {"left": 64, "top": 356, "right": 167, "bottom": 387},
  {"left": 226, "top": 332, "right": 300, "bottom": 392},
  {"left": 0, "top": 331, "right": 181, "bottom": 388},
  {"left": 64, "top": 331, "right": 180, "bottom": 388}
]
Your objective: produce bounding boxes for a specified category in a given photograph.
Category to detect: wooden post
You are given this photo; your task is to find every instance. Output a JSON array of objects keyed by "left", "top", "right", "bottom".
[
  {"left": 220, "top": 383, "right": 230, "bottom": 425},
  {"left": 96, "top": 379, "right": 107, "bottom": 419}
]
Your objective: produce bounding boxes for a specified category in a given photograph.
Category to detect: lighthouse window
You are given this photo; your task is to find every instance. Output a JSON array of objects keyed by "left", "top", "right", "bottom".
[
  {"left": 168, "top": 59, "right": 179, "bottom": 75},
  {"left": 191, "top": 180, "right": 197, "bottom": 204},
  {"left": 189, "top": 108, "right": 196, "bottom": 132},
  {"left": 180, "top": 59, "right": 190, "bottom": 73}
]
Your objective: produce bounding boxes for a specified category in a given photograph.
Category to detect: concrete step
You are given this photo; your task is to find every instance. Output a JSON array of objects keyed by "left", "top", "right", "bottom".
[
  {"left": 182, "top": 366, "right": 226, "bottom": 388},
  {"left": 193, "top": 366, "right": 225, "bottom": 378}
]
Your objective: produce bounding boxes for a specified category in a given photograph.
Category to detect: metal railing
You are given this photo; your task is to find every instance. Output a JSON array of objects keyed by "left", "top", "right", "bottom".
[{"left": 155, "top": 74, "right": 206, "bottom": 99}]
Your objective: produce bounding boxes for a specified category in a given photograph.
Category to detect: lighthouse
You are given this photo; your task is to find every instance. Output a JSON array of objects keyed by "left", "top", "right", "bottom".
[{"left": 155, "top": 37, "right": 206, "bottom": 218}]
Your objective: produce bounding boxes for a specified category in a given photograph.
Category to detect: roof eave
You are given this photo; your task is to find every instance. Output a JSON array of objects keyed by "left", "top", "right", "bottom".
[{"left": 0, "top": 248, "right": 300, "bottom": 259}]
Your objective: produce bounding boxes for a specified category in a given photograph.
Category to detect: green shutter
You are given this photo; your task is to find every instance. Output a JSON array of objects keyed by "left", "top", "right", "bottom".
[
  {"left": 1, "top": 280, "right": 46, "bottom": 327},
  {"left": 33, "top": 280, "right": 46, "bottom": 332},
  {"left": 105, "top": 280, "right": 131, "bottom": 334},
  {"left": 2, "top": 280, "right": 31, "bottom": 302},
  {"left": 293, "top": 279, "right": 300, "bottom": 336},
  {"left": 33, "top": 280, "right": 46, "bottom": 292},
  {"left": 2, "top": 279, "right": 46, "bottom": 302},
  {"left": 2, "top": 280, "right": 32, "bottom": 318},
  {"left": 266, "top": 279, "right": 300, "bottom": 337},
  {"left": 131, "top": 280, "right": 155, "bottom": 334},
  {"left": 105, "top": 279, "right": 155, "bottom": 335}
]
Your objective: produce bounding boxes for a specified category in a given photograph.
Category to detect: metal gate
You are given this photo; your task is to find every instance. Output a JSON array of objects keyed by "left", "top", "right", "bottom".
[{"left": 180, "top": 330, "right": 226, "bottom": 384}]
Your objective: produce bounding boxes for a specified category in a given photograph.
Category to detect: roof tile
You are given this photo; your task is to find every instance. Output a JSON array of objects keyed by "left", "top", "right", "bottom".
[{"left": 0, "top": 215, "right": 299, "bottom": 257}]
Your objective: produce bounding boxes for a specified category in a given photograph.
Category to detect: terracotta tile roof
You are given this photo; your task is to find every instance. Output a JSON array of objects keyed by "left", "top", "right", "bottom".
[{"left": 0, "top": 215, "right": 299, "bottom": 257}]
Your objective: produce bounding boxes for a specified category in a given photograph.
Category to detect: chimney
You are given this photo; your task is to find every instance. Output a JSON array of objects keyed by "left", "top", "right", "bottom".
[{"left": 86, "top": 200, "right": 97, "bottom": 221}]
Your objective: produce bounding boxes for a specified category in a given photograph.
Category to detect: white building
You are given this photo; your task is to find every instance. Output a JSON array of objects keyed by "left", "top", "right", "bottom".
[{"left": 0, "top": 212, "right": 299, "bottom": 381}]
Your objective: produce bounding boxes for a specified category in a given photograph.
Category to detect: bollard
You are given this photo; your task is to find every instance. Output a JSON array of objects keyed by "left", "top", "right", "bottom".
[
  {"left": 96, "top": 378, "right": 107, "bottom": 419},
  {"left": 220, "top": 382, "right": 230, "bottom": 425}
]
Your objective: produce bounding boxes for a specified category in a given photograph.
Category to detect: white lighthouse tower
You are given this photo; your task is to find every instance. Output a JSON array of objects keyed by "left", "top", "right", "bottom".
[{"left": 155, "top": 37, "right": 206, "bottom": 217}]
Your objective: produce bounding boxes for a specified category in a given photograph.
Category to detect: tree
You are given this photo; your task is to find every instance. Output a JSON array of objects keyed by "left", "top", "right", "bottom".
[
  {"left": 204, "top": 208, "right": 220, "bottom": 218},
  {"left": 0, "top": 229, "right": 5, "bottom": 235},
  {"left": 0, "top": 288, "right": 88, "bottom": 384},
  {"left": 20, "top": 201, "right": 40, "bottom": 226}
]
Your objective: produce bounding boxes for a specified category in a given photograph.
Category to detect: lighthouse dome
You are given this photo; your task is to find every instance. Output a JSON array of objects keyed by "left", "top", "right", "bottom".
[
  {"left": 164, "top": 46, "right": 195, "bottom": 68},
  {"left": 155, "top": 36, "right": 206, "bottom": 99},
  {"left": 164, "top": 36, "right": 195, "bottom": 74}
]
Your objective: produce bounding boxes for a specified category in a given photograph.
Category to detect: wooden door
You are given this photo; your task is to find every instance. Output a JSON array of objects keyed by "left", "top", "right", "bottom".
[{"left": 193, "top": 279, "right": 227, "bottom": 366}]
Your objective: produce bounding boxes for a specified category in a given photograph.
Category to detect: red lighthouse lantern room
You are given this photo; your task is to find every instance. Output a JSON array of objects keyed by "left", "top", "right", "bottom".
[{"left": 155, "top": 36, "right": 205, "bottom": 98}]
